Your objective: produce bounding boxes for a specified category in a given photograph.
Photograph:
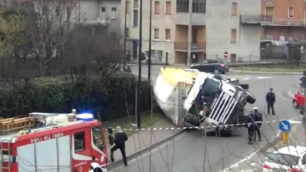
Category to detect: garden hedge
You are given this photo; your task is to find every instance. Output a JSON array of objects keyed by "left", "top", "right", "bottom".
[{"left": 0, "top": 72, "right": 151, "bottom": 121}]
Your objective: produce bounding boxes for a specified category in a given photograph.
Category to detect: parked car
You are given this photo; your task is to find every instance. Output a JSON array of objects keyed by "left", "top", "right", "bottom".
[
  {"left": 293, "top": 88, "right": 305, "bottom": 108},
  {"left": 190, "top": 60, "right": 229, "bottom": 74},
  {"left": 263, "top": 146, "right": 306, "bottom": 172}
]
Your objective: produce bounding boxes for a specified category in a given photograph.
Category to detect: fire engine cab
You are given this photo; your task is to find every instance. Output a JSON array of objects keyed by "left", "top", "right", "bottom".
[{"left": 0, "top": 112, "right": 108, "bottom": 172}]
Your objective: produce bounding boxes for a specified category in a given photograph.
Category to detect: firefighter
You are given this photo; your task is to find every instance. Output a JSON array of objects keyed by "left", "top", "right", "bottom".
[
  {"left": 265, "top": 88, "right": 276, "bottom": 115},
  {"left": 111, "top": 126, "right": 128, "bottom": 166},
  {"left": 252, "top": 107, "right": 263, "bottom": 142},
  {"left": 247, "top": 110, "right": 256, "bottom": 144}
]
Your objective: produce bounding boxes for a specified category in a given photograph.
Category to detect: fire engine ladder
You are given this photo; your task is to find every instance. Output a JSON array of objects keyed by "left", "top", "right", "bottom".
[{"left": 0, "top": 140, "right": 11, "bottom": 172}]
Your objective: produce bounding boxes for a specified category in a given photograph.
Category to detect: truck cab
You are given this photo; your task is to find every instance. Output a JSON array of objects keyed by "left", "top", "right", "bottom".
[{"left": 0, "top": 113, "right": 108, "bottom": 172}]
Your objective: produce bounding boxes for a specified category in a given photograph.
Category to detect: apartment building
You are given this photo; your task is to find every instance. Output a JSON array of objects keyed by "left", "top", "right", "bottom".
[
  {"left": 260, "top": 0, "right": 306, "bottom": 43},
  {"left": 122, "top": 0, "right": 261, "bottom": 64},
  {"left": 74, "top": 0, "right": 121, "bottom": 33}
]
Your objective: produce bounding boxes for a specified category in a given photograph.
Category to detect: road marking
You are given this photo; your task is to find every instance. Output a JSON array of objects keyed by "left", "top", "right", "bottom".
[
  {"left": 257, "top": 76, "right": 272, "bottom": 79},
  {"left": 222, "top": 130, "right": 282, "bottom": 172}
]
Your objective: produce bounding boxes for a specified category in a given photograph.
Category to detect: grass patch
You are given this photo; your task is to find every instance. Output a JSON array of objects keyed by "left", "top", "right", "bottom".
[{"left": 103, "top": 112, "right": 165, "bottom": 137}]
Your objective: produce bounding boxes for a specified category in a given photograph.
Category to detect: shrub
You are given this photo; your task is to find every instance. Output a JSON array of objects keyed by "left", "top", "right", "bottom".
[{"left": 0, "top": 72, "right": 151, "bottom": 120}]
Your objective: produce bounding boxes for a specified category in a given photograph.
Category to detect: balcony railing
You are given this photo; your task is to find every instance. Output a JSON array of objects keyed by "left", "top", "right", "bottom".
[
  {"left": 174, "top": 42, "right": 206, "bottom": 51},
  {"left": 241, "top": 15, "right": 306, "bottom": 26}
]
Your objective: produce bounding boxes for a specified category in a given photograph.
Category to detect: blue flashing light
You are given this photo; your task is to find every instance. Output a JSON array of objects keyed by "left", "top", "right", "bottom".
[{"left": 76, "top": 113, "right": 94, "bottom": 122}]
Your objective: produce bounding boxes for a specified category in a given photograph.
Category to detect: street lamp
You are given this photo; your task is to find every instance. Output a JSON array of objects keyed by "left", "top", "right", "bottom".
[{"left": 137, "top": 0, "right": 143, "bottom": 129}]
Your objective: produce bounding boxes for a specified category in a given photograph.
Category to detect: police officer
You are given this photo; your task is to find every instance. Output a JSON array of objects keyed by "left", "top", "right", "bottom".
[
  {"left": 247, "top": 111, "right": 256, "bottom": 144},
  {"left": 252, "top": 107, "right": 263, "bottom": 142},
  {"left": 266, "top": 88, "right": 276, "bottom": 115}
]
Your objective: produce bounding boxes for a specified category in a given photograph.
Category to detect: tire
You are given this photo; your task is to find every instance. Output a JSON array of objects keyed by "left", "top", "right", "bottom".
[
  {"left": 293, "top": 100, "right": 299, "bottom": 108},
  {"left": 246, "top": 91, "right": 256, "bottom": 104},
  {"left": 214, "top": 69, "right": 220, "bottom": 74}
]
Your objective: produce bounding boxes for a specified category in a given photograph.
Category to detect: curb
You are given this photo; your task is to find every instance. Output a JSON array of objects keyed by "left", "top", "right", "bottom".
[
  {"left": 230, "top": 69, "right": 302, "bottom": 75},
  {"left": 105, "top": 129, "right": 185, "bottom": 170}
]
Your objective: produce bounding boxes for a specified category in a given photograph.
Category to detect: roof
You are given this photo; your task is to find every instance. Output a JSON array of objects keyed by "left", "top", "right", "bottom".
[{"left": 273, "top": 146, "right": 306, "bottom": 157}]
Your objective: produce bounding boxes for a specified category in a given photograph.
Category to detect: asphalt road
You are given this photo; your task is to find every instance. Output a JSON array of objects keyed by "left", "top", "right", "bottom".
[{"left": 111, "top": 66, "right": 303, "bottom": 172}]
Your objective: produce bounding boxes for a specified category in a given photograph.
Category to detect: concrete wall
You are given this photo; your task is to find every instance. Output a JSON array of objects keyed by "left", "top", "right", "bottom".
[
  {"left": 76, "top": 0, "right": 121, "bottom": 33},
  {"left": 206, "top": 0, "right": 261, "bottom": 62},
  {"left": 123, "top": 0, "right": 176, "bottom": 63}
]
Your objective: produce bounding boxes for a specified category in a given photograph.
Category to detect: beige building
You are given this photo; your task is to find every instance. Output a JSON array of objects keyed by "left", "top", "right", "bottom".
[
  {"left": 74, "top": 0, "right": 122, "bottom": 33},
  {"left": 122, "top": 0, "right": 262, "bottom": 64}
]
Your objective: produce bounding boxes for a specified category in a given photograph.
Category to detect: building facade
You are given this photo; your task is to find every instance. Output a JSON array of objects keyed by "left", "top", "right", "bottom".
[
  {"left": 74, "top": 0, "right": 121, "bottom": 34},
  {"left": 122, "top": 0, "right": 262, "bottom": 65}
]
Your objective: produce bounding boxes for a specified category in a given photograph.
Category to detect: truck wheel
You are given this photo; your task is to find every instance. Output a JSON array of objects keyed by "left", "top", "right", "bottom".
[
  {"left": 293, "top": 100, "right": 299, "bottom": 108},
  {"left": 214, "top": 69, "right": 220, "bottom": 74},
  {"left": 246, "top": 91, "right": 256, "bottom": 104}
]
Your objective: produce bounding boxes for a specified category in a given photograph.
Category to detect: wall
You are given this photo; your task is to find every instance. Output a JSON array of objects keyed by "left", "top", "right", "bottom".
[
  {"left": 123, "top": 0, "right": 176, "bottom": 63},
  {"left": 206, "top": 0, "right": 261, "bottom": 62}
]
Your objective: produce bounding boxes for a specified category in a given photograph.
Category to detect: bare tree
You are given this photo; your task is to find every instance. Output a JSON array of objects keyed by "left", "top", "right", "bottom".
[
  {"left": 12, "top": 0, "right": 76, "bottom": 76},
  {"left": 62, "top": 26, "right": 124, "bottom": 80}
]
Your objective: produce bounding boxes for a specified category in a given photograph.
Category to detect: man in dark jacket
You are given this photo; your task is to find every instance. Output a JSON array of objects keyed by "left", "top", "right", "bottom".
[
  {"left": 265, "top": 88, "right": 276, "bottom": 115},
  {"left": 111, "top": 126, "right": 128, "bottom": 166},
  {"left": 252, "top": 107, "right": 263, "bottom": 142},
  {"left": 247, "top": 111, "right": 256, "bottom": 144}
]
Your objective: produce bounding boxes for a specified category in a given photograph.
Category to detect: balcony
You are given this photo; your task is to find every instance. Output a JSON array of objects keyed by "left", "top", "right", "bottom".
[
  {"left": 261, "top": 17, "right": 306, "bottom": 27},
  {"left": 174, "top": 42, "right": 206, "bottom": 52},
  {"left": 76, "top": 18, "right": 110, "bottom": 26},
  {"left": 241, "top": 15, "right": 306, "bottom": 27},
  {"left": 240, "top": 15, "right": 261, "bottom": 25}
]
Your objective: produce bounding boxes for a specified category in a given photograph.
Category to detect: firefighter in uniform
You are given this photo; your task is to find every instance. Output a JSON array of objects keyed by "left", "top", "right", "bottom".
[{"left": 247, "top": 107, "right": 263, "bottom": 144}]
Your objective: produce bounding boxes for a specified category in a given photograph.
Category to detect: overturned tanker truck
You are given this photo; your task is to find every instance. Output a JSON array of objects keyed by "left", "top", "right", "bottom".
[{"left": 153, "top": 67, "right": 255, "bottom": 133}]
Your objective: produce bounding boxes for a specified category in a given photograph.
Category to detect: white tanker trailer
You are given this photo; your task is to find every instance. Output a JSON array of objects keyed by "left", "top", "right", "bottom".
[{"left": 153, "top": 67, "right": 255, "bottom": 132}]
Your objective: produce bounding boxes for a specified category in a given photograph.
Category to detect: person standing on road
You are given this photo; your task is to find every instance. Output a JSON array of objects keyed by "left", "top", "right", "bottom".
[
  {"left": 252, "top": 107, "right": 263, "bottom": 142},
  {"left": 265, "top": 88, "right": 276, "bottom": 115},
  {"left": 247, "top": 111, "right": 256, "bottom": 144},
  {"left": 111, "top": 126, "right": 128, "bottom": 166}
]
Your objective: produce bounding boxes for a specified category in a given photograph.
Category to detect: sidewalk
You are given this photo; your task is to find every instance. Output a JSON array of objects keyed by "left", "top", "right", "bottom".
[
  {"left": 105, "top": 117, "right": 184, "bottom": 169},
  {"left": 225, "top": 117, "right": 305, "bottom": 172}
]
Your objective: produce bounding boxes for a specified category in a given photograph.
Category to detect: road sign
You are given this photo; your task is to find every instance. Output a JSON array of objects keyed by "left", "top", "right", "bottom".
[
  {"left": 279, "top": 120, "right": 291, "bottom": 132},
  {"left": 281, "top": 132, "right": 288, "bottom": 144}
]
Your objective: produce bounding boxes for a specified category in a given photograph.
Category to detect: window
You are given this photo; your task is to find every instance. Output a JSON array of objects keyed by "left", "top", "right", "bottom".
[
  {"left": 101, "top": 7, "right": 106, "bottom": 19},
  {"left": 192, "top": 0, "right": 206, "bottom": 13},
  {"left": 267, "top": 153, "right": 299, "bottom": 166},
  {"left": 166, "top": 1, "right": 171, "bottom": 14},
  {"left": 111, "top": 7, "right": 117, "bottom": 18},
  {"left": 266, "top": 7, "right": 273, "bottom": 21},
  {"left": 165, "top": 29, "right": 171, "bottom": 40},
  {"left": 133, "top": 9, "right": 138, "bottom": 26},
  {"left": 92, "top": 127, "right": 104, "bottom": 151},
  {"left": 231, "top": 29, "right": 237, "bottom": 43},
  {"left": 232, "top": 2, "right": 237, "bottom": 16},
  {"left": 288, "top": 7, "right": 294, "bottom": 18},
  {"left": 101, "top": 7, "right": 106, "bottom": 12},
  {"left": 177, "top": 0, "right": 189, "bottom": 13},
  {"left": 74, "top": 132, "right": 85, "bottom": 152},
  {"left": 126, "top": 1, "right": 130, "bottom": 13},
  {"left": 154, "top": 28, "right": 159, "bottom": 39},
  {"left": 134, "top": 0, "right": 138, "bottom": 8},
  {"left": 154, "top": 1, "right": 160, "bottom": 14}
]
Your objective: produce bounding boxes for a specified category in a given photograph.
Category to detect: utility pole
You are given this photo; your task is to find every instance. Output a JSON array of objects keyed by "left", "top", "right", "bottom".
[
  {"left": 186, "top": 0, "right": 192, "bottom": 68},
  {"left": 148, "top": 0, "right": 152, "bottom": 87},
  {"left": 123, "top": 0, "right": 128, "bottom": 69},
  {"left": 137, "top": 0, "right": 143, "bottom": 129},
  {"left": 300, "top": 71, "right": 306, "bottom": 145}
]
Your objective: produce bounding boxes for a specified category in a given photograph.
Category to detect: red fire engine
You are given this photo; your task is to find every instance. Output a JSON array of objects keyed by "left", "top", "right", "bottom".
[{"left": 0, "top": 112, "right": 108, "bottom": 172}]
